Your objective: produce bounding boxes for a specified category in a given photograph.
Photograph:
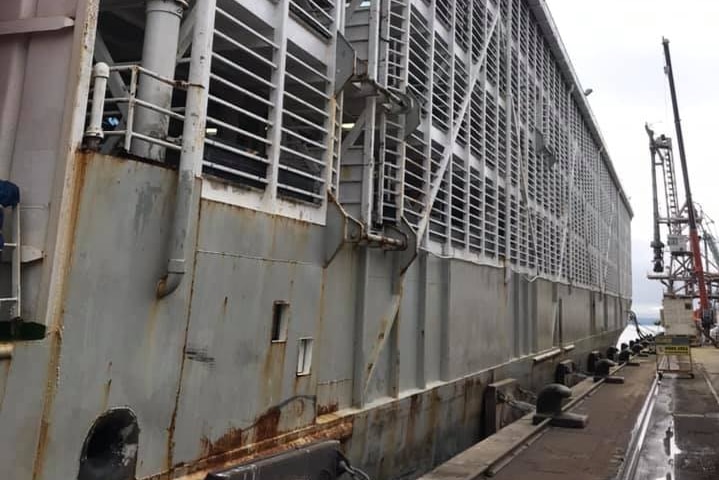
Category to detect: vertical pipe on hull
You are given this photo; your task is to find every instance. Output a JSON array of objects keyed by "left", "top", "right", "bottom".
[
  {"left": 132, "top": 0, "right": 186, "bottom": 161},
  {"left": 156, "top": 0, "right": 214, "bottom": 297}
]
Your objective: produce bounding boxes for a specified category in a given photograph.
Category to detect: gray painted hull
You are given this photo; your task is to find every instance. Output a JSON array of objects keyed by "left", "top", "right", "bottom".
[
  {"left": 0, "top": 154, "right": 623, "bottom": 479},
  {"left": 0, "top": 1, "right": 630, "bottom": 478}
]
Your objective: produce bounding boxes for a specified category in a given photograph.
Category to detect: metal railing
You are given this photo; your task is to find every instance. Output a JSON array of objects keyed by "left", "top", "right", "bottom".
[
  {"left": 289, "top": 0, "right": 335, "bottom": 39},
  {"left": 84, "top": 63, "right": 192, "bottom": 153}
]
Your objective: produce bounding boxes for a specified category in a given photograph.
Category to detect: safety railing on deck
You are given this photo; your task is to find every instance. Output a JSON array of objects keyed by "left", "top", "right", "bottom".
[{"left": 84, "top": 63, "right": 191, "bottom": 154}]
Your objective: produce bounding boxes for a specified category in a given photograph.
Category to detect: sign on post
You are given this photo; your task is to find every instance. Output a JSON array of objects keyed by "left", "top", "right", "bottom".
[{"left": 655, "top": 335, "right": 694, "bottom": 379}]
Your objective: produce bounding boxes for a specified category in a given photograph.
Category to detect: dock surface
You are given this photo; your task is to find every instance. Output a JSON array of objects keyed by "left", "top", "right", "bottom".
[
  {"left": 489, "top": 362, "right": 655, "bottom": 480},
  {"left": 633, "top": 347, "right": 719, "bottom": 480},
  {"left": 422, "top": 346, "right": 719, "bottom": 480}
]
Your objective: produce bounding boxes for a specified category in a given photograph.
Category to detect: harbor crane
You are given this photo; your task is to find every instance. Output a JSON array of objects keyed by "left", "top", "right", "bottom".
[{"left": 646, "top": 38, "right": 719, "bottom": 344}]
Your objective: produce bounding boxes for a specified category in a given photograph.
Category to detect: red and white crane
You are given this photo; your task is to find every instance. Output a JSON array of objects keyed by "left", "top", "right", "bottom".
[{"left": 646, "top": 38, "right": 719, "bottom": 343}]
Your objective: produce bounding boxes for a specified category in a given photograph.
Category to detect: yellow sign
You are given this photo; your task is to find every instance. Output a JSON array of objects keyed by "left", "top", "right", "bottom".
[
  {"left": 657, "top": 345, "right": 690, "bottom": 355},
  {"left": 656, "top": 334, "right": 693, "bottom": 376}
]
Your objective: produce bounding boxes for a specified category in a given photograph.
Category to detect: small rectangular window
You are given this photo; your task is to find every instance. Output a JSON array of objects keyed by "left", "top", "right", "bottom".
[
  {"left": 271, "top": 301, "right": 289, "bottom": 343},
  {"left": 296, "top": 337, "right": 313, "bottom": 376}
]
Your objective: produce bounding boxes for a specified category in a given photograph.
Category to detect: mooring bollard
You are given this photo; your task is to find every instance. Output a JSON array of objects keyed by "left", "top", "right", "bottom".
[
  {"left": 533, "top": 383, "right": 588, "bottom": 428},
  {"left": 594, "top": 358, "right": 624, "bottom": 383},
  {"left": 587, "top": 351, "right": 602, "bottom": 374},
  {"left": 606, "top": 346, "right": 619, "bottom": 362}
]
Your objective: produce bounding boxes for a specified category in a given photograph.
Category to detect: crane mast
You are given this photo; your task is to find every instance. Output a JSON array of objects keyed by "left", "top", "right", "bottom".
[{"left": 647, "top": 38, "right": 718, "bottom": 343}]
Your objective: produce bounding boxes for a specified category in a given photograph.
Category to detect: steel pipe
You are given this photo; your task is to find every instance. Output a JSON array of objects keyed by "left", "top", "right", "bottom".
[
  {"left": 84, "top": 62, "right": 110, "bottom": 150},
  {"left": 156, "top": 0, "right": 214, "bottom": 298},
  {"left": 132, "top": 0, "right": 186, "bottom": 160}
]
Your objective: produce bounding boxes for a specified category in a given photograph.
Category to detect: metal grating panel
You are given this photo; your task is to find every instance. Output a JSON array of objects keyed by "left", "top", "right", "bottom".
[
  {"left": 203, "top": 2, "right": 277, "bottom": 188},
  {"left": 190, "top": 0, "right": 632, "bottom": 297},
  {"left": 202, "top": 0, "right": 335, "bottom": 210}
]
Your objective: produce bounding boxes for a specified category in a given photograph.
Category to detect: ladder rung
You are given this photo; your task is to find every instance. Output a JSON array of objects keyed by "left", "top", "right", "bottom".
[{"left": 0, "top": 297, "right": 18, "bottom": 303}]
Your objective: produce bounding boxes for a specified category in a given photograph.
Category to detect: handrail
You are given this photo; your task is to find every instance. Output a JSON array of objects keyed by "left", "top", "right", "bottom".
[
  {"left": 83, "top": 0, "right": 216, "bottom": 299},
  {"left": 84, "top": 63, "right": 197, "bottom": 153}
]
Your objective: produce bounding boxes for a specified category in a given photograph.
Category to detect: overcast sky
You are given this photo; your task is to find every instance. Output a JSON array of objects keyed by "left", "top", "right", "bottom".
[{"left": 544, "top": 0, "right": 719, "bottom": 318}]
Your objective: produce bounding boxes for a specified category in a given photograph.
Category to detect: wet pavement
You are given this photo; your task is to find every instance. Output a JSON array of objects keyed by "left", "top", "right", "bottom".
[
  {"left": 634, "top": 347, "right": 719, "bottom": 480},
  {"left": 489, "top": 360, "right": 657, "bottom": 480},
  {"left": 422, "top": 345, "right": 719, "bottom": 480}
]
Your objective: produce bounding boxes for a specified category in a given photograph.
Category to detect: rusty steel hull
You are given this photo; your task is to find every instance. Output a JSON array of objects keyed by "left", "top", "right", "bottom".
[
  {"left": 0, "top": 154, "right": 625, "bottom": 480},
  {"left": 0, "top": 0, "right": 633, "bottom": 478}
]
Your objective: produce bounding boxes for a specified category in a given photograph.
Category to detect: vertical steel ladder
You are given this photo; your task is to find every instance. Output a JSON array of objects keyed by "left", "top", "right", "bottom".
[{"left": 0, "top": 205, "right": 21, "bottom": 321}]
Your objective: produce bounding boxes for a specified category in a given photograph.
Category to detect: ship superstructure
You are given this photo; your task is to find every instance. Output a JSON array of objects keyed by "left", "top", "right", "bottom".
[{"left": 0, "top": 1, "right": 631, "bottom": 479}]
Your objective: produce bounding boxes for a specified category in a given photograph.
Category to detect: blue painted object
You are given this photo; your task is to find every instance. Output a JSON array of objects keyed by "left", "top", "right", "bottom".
[{"left": 0, "top": 180, "right": 20, "bottom": 251}]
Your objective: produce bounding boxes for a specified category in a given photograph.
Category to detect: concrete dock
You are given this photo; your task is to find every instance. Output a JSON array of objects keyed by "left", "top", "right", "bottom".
[
  {"left": 421, "top": 346, "right": 719, "bottom": 480},
  {"left": 633, "top": 348, "right": 719, "bottom": 480}
]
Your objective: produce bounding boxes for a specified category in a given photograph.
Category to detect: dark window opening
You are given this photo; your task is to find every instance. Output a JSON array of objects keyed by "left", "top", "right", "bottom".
[{"left": 271, "top": 301, "right": 289, "bottom": 342}]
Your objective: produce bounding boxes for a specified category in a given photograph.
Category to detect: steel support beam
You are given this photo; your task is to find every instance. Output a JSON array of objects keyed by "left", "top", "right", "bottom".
[
  {"left": 361, "top": 291, "right": 402, "bottom": 399},
  {"left": 177, "top": 0, "right": 197, "bottom": 58},
  {"left": 601, "top": 200, "right": 616, "bottom": 292},
  {"left": 345, "top": 0, "right": 366, "bottom": 23},
  {"left": 556, "top": 142, "right": 579, "bottom": 283},
  {"left": 94, "top": 33, "right": 129, "bottom": 118},
  {"left": 502, "top": 9, "right": 513, "bottom": 280},
  {"left": 339, "top": 108, "right": 367, "bottom": 161},
  {"left": 511, "top": 100, "right": 539, "bottom": 265},
  {"left": 263, "top": 0, "right": 290, "bottom": 203},
  {"left": 0, "top": 16, "right": 74, "bottom": 36},
  {"left": 414, "top": 13, "right": 500, "bottom": 242}
]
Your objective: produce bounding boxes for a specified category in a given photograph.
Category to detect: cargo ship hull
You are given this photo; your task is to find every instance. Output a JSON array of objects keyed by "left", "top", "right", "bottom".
[{"left": 0, "top": 1, "right": 630, "bottom": 479}]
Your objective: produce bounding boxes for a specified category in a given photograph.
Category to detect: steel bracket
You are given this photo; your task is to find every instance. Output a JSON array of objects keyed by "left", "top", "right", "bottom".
[
  {"left": 325, "top": 195, "right": 408, "bottom": 267},
  {"left": 334, "top": 32, "right": 420, "bottom": 138},
  {"left": 0, "top": 16, "right": 74, "bottom": 36}
]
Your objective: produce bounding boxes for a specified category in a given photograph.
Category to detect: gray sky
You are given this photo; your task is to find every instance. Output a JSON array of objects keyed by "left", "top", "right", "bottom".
[{"left": 545, "top": 0, "right": 719, "bottom": 318}]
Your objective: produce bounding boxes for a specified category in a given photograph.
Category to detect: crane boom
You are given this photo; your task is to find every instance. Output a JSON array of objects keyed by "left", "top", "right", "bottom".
[{"left": 662, "top": 37, "right": 712, "bottom": 328}]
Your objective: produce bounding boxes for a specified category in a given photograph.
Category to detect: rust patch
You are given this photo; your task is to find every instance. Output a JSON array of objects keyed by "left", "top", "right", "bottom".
[
  {"left": 101, "top": 379, "right": 112, "bottom": 411},
  {"left": 255, "top": 406, "right": 282, "bottom": 443},
  {"left": 317, "top": 401, "right": 339, "bottom": 417},
  {"left": 200, "top": 402, "right": 287, "bottom": 457},
  {"left": 166, "top": 417, "right": 353, "bottom": 480},
  {"left": 168, "top": 200, "right": 204, "bottom": 470},
  {"left": 32, "top": 150, "right": 91, "bottom": 480},
  {"left": 462, "top": 379, "right": 472, "bottom": 424},
  {"left": 202, "top": 427, "right": 244, "bottom": 457},
  {"left": 0, "top": 360, "right": 11, "bottom": 410},
  {"left": 261, "top": 341, "right": 286, "bottom": 404},
  {"left": 404, "top": 393, "right": 423, "bottom": 462}
]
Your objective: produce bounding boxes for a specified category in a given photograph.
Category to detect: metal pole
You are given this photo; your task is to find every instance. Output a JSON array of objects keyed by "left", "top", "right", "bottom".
[
  {"left": 84, "top": 62, "right": 110, "bottom": 150},
  {"left": 133, "top": 0, "right": 186, "bottom": 160},
  {"left": 645, "top": 125, "right": 663, "bottom": 273},
  {"left": 662, "top": 37, "right": 712, "bottom": 326}
]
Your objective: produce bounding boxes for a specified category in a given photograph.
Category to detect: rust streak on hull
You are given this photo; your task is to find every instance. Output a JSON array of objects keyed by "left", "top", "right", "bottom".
[{"left": 151, "top": 416, "right": 353, "bottom": 480}]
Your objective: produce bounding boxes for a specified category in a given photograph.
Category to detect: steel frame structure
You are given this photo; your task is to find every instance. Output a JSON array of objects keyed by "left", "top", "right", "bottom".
[
  {"left": 86, "top": 0, "right": 632, "bottom": 298},
  {"left": 646, "top": 127, "right": 719, "bottom": 300}
]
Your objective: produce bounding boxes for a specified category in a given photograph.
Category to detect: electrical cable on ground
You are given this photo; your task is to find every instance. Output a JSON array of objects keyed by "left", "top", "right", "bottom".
[{"left": 338, "top": 453, "right": 372, "bottom": 480}]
